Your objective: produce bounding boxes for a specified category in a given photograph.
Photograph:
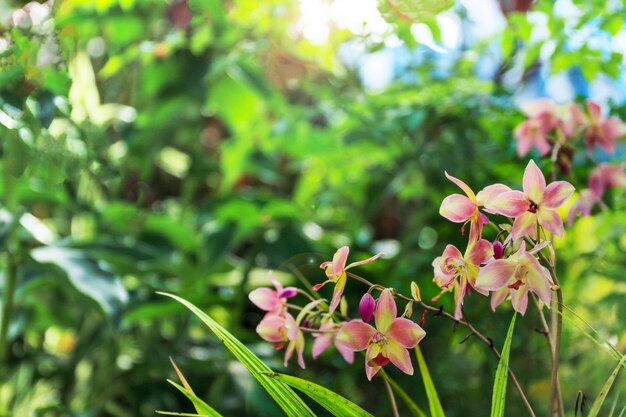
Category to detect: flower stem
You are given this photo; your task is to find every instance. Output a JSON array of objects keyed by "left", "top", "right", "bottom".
[
  {"left": 382, "top": 372, "right": 400, "bottom": 417},
  {"left": 347, "top": 271, "right": 537, "bottom": 417}
]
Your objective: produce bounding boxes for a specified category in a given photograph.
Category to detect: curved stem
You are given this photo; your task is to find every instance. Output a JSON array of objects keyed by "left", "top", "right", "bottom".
[
  {"left": 347, "top": 271, "right": 537, "bottom": 417},
  {"left": 382, "top": 372, "right": 400, "bottom": 417}
]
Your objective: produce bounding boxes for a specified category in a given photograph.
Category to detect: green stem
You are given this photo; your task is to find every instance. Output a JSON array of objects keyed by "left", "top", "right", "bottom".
[
  {"left": 0, "top": 250, "right": 17, "bottom": 363},
  {"left": 382, "top": 372, "right": 400, "bottom": 417}
]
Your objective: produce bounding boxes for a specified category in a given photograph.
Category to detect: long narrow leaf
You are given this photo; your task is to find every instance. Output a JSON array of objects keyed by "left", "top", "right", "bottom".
[
  {"left": 266, "top": 372, "right": 374, "bottom": 417},
  {"left": 170, "top": 357, "right": 208, "bottom": 415},
  {"left": 167, "top": 380, "right": 223, "bottom": 417},
  {"left": 158, "top": 292, "right": 315, "bottom": 417},
  {"left": 156, "top": 412, "right": 208, "bottom": 416},
  {"left": 380, "top": 370, "right": 428, "bottom": 417},
  {"left": 415, "top": 345, "right": 445, "bottom": 417},
  {"left": 490, "top": 313, "right": 517, "bottom": 417},
  {"left": 587, "top": 353, "right": 626, "bottom": 417}
]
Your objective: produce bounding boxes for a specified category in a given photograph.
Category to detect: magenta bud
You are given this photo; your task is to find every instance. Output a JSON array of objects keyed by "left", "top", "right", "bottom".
[
  {"left": 480, "top": 213, "right": 489, "bottom": 225},
  {"left": 493, "top": 241, "right": 504, "bottom": 259},
  {"left": 359, "top": 293, "right": 376, "bottom": 322},
  {"left": 279, "top": 287, "right": 298, "bottom": 298}
]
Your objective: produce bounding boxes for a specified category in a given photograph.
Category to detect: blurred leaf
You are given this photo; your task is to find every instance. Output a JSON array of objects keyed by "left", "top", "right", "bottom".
[
  {"left": 167, "top": 380, "right": 223, "bottom": 417},
  {"left": 587, "top": 353, "right": 626, "bottom": 417},
  {"left": 31, "top": 246, "right": 128, "bottom": 321},
  {"left": 158, "top": 292, "right": 315, "bottom": 417},
  {"left": 490, "top": 313, "right": 517, "bottom": 417},
  {"left": 266, "top": 372, "right": 374, "bottom": 417}
]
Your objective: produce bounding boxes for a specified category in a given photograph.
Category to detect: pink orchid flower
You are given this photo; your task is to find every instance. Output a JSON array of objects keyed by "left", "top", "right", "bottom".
[
  {"left": 248, "top": 274, "right": 298, "bottom": 316},
  {"left": 432, "top": 239, "right": 493, "bottom": 319},
  {"left": 567, "top": 189, "right": 598, "bottom": 226},
  {"left": 475, "top": 241, "right": 553, "bottom": 315},
  {"left": 336, "top": 289, "right": 425, "bottom": 380},
  {"left": 439, "top": 172, "right": 510, "bottom": 241},
  {"left": 312, "top": 317, "right": 354, "bottom": 364},
  {"left": 256, "top": 312, "right": 306, "bottom": 368},
  {"left": 514, "top": 99, "right": 561, "bottom": 157},
  {"left": 485, "top": 160, "right": 575, "bottom": 240},
  {"left": 588, "top": 164, "right": 626, "bottom": 197},
  {"left": 315, "top": 246, "right": 383, "bottom": 313},
  {"left": 583, "top": 100, "right": 626, "bottom": 154}
]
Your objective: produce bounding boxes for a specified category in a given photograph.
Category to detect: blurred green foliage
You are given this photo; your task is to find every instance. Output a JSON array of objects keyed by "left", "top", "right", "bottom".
[{"left": 0, "top": 0, "right": 625, "bottom": 416}]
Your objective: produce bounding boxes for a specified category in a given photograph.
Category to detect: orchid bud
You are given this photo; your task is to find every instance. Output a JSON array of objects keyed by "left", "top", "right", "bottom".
[
  {"left": 493, "top": 241, "right": 504, "bottom": 259},
  {"left": 410, "top": 281, "right": 421, "bottom": 302},
  {"left": 359, "top": 293, "right": 375, "bottom": 322},
  {"left": 279, "top": 287, "right": 298, "bottom": 298},
  {"left": 403, "top": 301, "right": 414, "bottom": 318}
]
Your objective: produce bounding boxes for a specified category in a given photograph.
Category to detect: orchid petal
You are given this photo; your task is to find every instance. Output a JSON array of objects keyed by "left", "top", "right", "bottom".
[
  {"left": 249, "top": 288, "right": 280, "bottom": 312},
  {"left": 374, "top": 289, "right": 397, "bottom": 333},
  {"left": 484, "top": 190, "right": 528, "bottom": 217},
  {"left": 587, "top": 100, "right": 602, "bottom": 122},
  {"left": 543, "top": 181, "right": 575, "bottom": 209},
  {"left": 312, "top": 333, "right": 333, "bottom": 359},
  {"left": 490, "top": 287, "right": 509, "bottom": 311},
  {"left": 523, "top": 160, "right": 546, "bottom": 203},
  {"left": 346, "top": 252, "right": 384, "bottom": 270},
  {"left": 454, "top": 278, "right": 466, "bottom": 320},
  {"left": 511, "top": 211, "right": 537, "bottom": 241},
  {"left": 526, "top": 263, "right": 552, "bottom": 307},
  {"left": 476, "top": 183, "right": 511, "bottom": 206},
  {"left": 510, "top": 286, "right": 529, "bottom": 315},
  {"left": 331, "top": 246, "right": 349, "bottom": 276},
  {"left": 440, "top": 194, "right": 476, "bottom": 223},
  {"left": 466, "top": 239, "right": 493, "bottom": 266},
  {"left": 256, "top": 315, "right": 285, "bottom": 343},
  {"left": 521, "top": 98, "right": 554, "bottom": 117},
  {"left": 328, "top": 273, "right": 347, "bottom": 313},
  {"left": 475, "top": 260, "right": 516, "bottom": 291},
  {"left": 387, "top": 318, "right": 426, "bottom": 348},
  {"left": 384, "top": 340, "right": 413, "bottom": 375},
  {"left": 537, "top": 208, "right": 564, "bottom": 237},
  {"left": 445, "top": 172, "right": 477, "bottom": 200},
  {"left": 337, "top": 320, "right": 376, "bottom": 351},
  {"left": 335, "top": 340, "right": 355, "bottom": 363},
  {"left": 365, "top": 362, "right": 381, "bottom": 381}
]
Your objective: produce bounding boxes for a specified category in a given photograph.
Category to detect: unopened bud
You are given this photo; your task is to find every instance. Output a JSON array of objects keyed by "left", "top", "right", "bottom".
[
  {"left": 403, "top": 302, "right": 414, "bottom": 318},
  {"left": 359, "top": 293, "right": 375, "bottom": 322},
  {"left": 279, "top": 287, "right": 298, "bottom": 298},
  {"left": 410, "top": 281, "right": 421, "bottom": 302},
  {"left": 493, "top": 241, "right": 504, "bottom": 259}
]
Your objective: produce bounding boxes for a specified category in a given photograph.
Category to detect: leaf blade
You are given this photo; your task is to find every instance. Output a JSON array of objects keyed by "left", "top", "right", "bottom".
[
  {"left": 267, "top": 372, "right": 374, "bottom": 417},
  {"left": 490, "top": 313, "right": 517, "bottom": 417},
  {"left": 587, "top": 353, "right": 626, "bottom": 417},
  {"left": 415, "top": 345, "right": 445, "bottom": 417},
  {"left": 167, "top": 380, "right": 223, "bottom": 417},
  {"left": 158, "top": 292, "right": 315, "bottom": 417}
]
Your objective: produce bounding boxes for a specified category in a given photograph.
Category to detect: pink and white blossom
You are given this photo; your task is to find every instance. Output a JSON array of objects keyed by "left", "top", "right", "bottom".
[
  {"left": 336, "top": 289, "right": 425, "bottom": 380},
  {"left": 475, "top": 242, "right": 553, "bottom": 315},
  {"left": 485, "top": 160, "right": 574, "bottom": 240}
]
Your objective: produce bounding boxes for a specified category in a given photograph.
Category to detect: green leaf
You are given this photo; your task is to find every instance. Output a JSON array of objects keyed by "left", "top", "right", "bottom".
[
  {"left": 380, "top": 371, "right": 428, "bottom": 417},
  {"left": 266, "top": 373, "right": 374, "bottom": 417},
  {"left": 587, "top": 353, "right": 626, "bottom": 417},
  {"left": 170, "top": 357, "right": 218, "bottom": 416},
  {"left": 415, "top": 346, "right": 445, "bottom": 417},
  {"left": 167, "top": 380, "right": 223, "bottom": 417},
  {"left": 31, "top": 246, "right": 128, "bottom": 322},
  {"left": 490, "top": 313, "right": 517, "bottom": 417},
  {"left": 157, "top": 292, "right": 315, "bottom": 417},
  {"left": 156, "top": 412, "right": 208, "bottom": 417}
]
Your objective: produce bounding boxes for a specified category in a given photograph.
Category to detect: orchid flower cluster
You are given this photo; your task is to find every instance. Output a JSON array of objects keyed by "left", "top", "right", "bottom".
[
  {"left": 248, "top": 159, "right": 576, "bottom": 382},
  {"left": 434, "top": 159, "right": 573, "bottom": 317},
  {"left": 249, "top": 248, "right": 425, "bottom": 380},
  {"left": 514, "top": 98, "right": 626, "bottom": 225}
]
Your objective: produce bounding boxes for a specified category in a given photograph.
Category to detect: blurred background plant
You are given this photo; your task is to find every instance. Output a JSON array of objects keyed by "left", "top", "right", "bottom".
[{"left": 0, "top": 0, "right": 624, "bottom": 416}]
